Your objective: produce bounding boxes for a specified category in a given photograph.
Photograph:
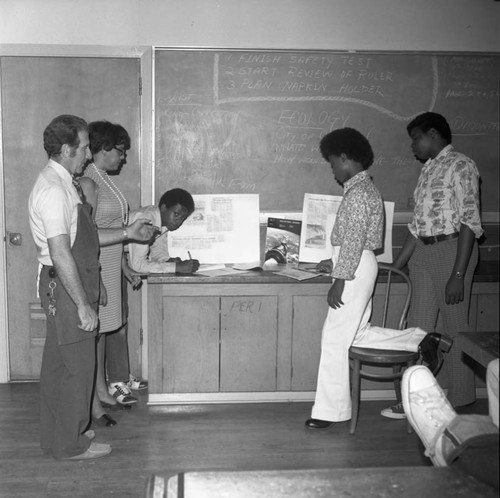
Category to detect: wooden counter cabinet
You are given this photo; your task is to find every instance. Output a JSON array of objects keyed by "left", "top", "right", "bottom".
[
  {"left": 147, "top": 273, "right": 332, "bottom": 403},
  {"left": 163, "top": 294, "right": 279, "bottom": 393},
  {"left": 147, "top": 273, "right": 499, "bottom": 404}
]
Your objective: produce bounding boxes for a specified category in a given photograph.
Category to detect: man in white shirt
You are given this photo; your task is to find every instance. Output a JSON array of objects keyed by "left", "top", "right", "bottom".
[
  {"left": 29, "top": 115, "right": 155, "bottom": 460},
  {"left": 128, "top": 188, "right": 200, "bottom": 274}
]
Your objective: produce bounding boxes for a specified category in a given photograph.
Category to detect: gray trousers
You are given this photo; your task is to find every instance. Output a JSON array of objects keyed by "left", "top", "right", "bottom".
[
  {"left": 408, "top": 237, "right": 478, "bottom": 407},
  {"left": 39, "top": 324, "right": 95, "bottom": 459}
]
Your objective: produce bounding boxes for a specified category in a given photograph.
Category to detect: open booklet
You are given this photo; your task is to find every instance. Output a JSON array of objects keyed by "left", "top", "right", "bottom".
[
  {"left": 232, "top": 261, "right": 263, "bottom": 271},
  {"left": 231, "top": 261, "right": 330, "bottom": 280},
  {"left": 272, "top": 267, "right": 324, "bottom": 281}
]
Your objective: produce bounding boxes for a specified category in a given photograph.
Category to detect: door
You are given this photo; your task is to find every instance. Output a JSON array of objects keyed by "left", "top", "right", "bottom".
[{"left": 1, "top": 56, "right": 142, "bottom": 380}]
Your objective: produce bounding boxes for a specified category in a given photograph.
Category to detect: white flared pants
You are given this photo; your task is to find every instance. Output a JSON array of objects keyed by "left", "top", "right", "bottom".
[{"left": 311, "top": 248, "right": 427, "bottom": 422}]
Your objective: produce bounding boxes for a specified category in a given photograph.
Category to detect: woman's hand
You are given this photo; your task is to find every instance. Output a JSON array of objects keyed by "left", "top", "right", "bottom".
[
  {"left": 127, "top": 218, "right": 159, "bottom": 242},
  {"left": 123, "top": 261, "right": 142, "bottom": 290},
  {"left": 99, "top": 280, "right": 108, "bottom": 306},
  {"left": 316, "top": 258, "right": 333, "bottom": 274},
  {"left": 327, "top": 279, "right": 345, "bottom": 309}
]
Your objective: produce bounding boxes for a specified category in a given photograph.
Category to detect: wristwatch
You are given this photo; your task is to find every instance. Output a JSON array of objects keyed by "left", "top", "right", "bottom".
[{"left": 454, "top": 271, "right": 463, "bottom": 279}]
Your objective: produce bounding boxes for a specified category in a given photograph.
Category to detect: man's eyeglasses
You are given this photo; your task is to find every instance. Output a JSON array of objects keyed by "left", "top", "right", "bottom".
[{"left": 113, "top": 147, "right": 126, "bottom": 158}]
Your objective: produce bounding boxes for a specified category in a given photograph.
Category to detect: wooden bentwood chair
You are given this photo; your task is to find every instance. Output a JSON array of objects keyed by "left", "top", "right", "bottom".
[{"left": 349, "top": 264, "right": 419, "bottom": 435}]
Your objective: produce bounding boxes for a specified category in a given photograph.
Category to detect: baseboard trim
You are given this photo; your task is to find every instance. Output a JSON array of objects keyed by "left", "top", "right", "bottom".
[{"left": 148, "top": 388, "right": 488, "bottom": 405}]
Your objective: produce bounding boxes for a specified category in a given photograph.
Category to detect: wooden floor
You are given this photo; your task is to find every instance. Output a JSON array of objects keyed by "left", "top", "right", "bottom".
[{"left": 0, "top": 383, "right": 487, "bottom": 498}]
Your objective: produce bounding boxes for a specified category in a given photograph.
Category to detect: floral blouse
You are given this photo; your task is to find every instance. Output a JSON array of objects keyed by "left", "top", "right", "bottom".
[{"left": 331, "top": 170, "right": 384, "bottom": 280}]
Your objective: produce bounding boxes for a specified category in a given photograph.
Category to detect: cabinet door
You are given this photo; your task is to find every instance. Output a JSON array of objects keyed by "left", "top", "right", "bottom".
[
  {"left": 220, "top": 296, "right": 278, "bottom": 391},
  {"left": 163, "top": 296, "right": 219, "bottom": 392},
  {"left": 291, "top": 296, "right": 328, "bottom": 391},
  {"left": 476, "top": 294, "right": 500, "bottom": 331}
]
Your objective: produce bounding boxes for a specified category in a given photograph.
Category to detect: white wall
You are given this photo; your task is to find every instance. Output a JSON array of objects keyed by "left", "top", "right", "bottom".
[{"left": 0, "top": 0, "right": 499, "bottom": 52}]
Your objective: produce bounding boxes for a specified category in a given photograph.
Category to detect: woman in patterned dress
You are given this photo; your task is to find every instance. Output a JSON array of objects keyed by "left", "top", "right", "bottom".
[{"left": 79, "top": 121, "right": 144, "bottom": 425}]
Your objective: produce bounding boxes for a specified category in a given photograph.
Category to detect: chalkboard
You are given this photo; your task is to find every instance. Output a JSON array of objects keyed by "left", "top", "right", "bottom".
[{"left": 154, "top": 50, "right": 499, "bottom": 214}]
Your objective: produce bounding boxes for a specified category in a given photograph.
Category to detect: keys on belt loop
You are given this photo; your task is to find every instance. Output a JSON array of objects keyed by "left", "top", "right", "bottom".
[{"left": 47, "top": 280, "right": 57, "bottom": 316}]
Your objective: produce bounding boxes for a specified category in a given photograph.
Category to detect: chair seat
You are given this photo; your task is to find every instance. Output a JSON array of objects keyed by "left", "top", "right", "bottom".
[{"left": 349, "top": 347, "right": 420, "bottom": 364}]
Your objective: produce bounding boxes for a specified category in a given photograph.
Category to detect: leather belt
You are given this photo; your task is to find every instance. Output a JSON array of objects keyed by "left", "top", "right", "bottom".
[{"left": 418, "top": 232, "right": 459, "bottom": 245}]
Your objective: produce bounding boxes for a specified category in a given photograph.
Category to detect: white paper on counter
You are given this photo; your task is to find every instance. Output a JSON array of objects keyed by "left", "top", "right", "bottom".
[
  {"left": 197, "top": 266, "right": 243, "bottom": 277},
  {"left": 274, "top": 267, "right": 323, "bottom": 281}
]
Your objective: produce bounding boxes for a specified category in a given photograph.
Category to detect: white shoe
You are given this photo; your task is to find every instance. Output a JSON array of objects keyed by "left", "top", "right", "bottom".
[
  {"left": 402, "top": 365, "right": 456, "bottom": 466},
  {"left": 127, "top": 374, "right": 148, "bottom": 391},
  {"left": 108, "top": 382, "right": 138, "bottom": 405},
  {"left": 64, "top": 442, "right": 112, "bottom": 460}
]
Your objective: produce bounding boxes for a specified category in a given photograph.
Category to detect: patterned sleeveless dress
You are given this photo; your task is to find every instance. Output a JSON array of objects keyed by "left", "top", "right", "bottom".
[{"left": 84, "top": 163, "right": 128, "bottom": 333}]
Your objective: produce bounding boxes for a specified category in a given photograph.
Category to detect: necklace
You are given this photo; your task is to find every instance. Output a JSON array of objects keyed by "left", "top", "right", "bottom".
[{"left": 91, "top": 163, "right": 129, "bottom": 226}]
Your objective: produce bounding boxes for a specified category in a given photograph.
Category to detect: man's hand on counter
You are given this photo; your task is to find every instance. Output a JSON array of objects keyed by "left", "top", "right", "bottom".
[{"left": 175, "top": 259, "right": 200, "bottom": 274}]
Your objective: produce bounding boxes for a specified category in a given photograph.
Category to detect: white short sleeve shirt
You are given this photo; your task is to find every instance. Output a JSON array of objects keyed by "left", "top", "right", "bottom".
[{"left": 29, "top": 159, "right": 81, "bottom": 266}]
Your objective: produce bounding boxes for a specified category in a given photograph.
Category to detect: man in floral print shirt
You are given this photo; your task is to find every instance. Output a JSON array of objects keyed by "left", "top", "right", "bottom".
[{"left": 386, "top": 112, "right": 483, "bottom": 418}]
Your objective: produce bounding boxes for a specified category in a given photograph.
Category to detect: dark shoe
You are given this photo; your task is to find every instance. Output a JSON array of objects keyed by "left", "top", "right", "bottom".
[
  {"left": 380, "top": 402, "right": 406, "bottom": 419},
  {"left": 305, "top": 418, "right": 334, "bottom": 429},
  {"left": 92, "top": 414, "right": 117, "bottom": 427},
  {"left": 100, "top": 401, "right": 132, "bottom": 411},
  {"left": 418, "top": 333, "right": 453, "bottom": 374}
]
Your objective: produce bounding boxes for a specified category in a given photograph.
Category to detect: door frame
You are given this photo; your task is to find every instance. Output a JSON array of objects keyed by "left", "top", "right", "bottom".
[{"left": 0, "top": 44, "right": 154, "bottom": 382}]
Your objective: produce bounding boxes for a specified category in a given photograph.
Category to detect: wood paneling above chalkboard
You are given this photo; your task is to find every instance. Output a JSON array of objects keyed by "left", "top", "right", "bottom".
[{"left": 154, "top": 49, "right": 499, "bottom": 213}]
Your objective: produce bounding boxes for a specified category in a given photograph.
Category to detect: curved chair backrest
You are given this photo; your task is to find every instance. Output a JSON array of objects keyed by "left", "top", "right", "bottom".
[{"left": 377, "top": 264, "right": 412, "bottom": 331}]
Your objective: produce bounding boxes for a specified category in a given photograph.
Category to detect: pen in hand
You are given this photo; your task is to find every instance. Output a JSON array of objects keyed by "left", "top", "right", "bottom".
[{"left": 188, "top": 251, "right": 199, "bottom": 271}]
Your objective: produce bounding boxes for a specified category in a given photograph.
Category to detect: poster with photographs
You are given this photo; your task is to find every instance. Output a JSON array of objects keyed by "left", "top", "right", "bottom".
[
  {"left": 299, "top": 193, "right": 394, "bottom": 263},
  {"left": 264, "top": 217, "right": 302, "bottom": 266}
]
